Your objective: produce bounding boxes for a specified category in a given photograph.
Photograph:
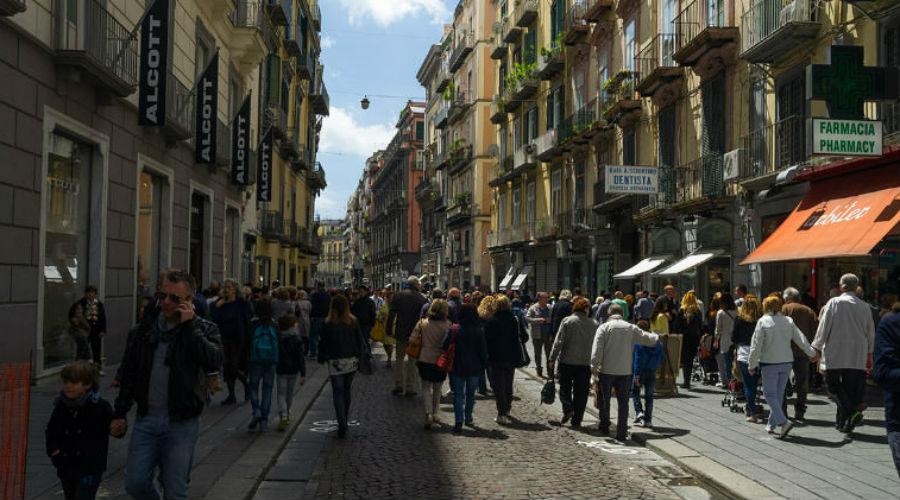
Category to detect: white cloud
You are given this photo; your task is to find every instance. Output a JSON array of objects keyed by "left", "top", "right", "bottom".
[
  {"left": 337, "top": 0, "right": 449, "bottom": 27},
  {"left": 319, "top": 107, "right": 395, "bottom": 157},
  {"left": 321, "top": 35, "right": 335, "bottom": 49}
]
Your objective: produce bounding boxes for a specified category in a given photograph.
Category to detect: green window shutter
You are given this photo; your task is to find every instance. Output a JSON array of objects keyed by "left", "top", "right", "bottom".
[
  {"left": 266, "top": 55, "right": 281, "bottom": 107},
  {"left": 416, "top": 121, "right": 424, "bottom": 140},
  {"left": 525, "top": 31, "right": 536, "bottom": 65},
  {"left": 546, "top": 92, "right": 554, "bottom": 130}
]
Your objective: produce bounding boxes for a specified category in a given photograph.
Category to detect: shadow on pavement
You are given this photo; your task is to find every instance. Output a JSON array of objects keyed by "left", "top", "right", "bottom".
[
  {"left": 635, "top": 426, "right": 691, "bottom": 440},
  {"left": 787, "top": 435, "right": 853, "bottom": 448},
  {"left": 502, "top": 417, "right": 553, "bottom": 432},
  {"left": 847, "top": 432, "right": 889, "bottom": 445}
]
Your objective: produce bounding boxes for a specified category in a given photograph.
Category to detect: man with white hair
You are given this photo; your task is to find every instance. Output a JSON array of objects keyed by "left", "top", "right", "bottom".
[
  {"left": 782, "top": 286, "right": 818, "bottom": 421},
  {"left": 387, "top": 276, "right": 428, "bottom": 396},
  {"left": 550, "top": 290, "right": 574, "bottom": 341},
  {"left": 812, "top": 273, "right": 876, "bottom": 434}
]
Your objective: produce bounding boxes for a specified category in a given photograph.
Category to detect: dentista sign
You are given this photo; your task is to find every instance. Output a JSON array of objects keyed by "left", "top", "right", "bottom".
[
  {"left": 810, "top": 118, "right": 882, "bottom": 157},
  {"left": 605, "top": 166, "right": 659, "bottom": 194}
]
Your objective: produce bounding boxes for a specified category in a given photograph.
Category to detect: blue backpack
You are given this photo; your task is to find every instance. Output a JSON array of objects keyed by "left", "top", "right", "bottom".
[{"left": 251, "top": 323, "right": 279, "bottom": 365}]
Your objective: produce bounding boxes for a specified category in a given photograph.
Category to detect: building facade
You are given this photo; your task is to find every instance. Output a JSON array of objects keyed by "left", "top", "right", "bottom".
[
  {"left": 315, "top": 219, "right": 345, "bottom": 288},
  {"left": 0, "top": 0, "right": 326, "bottom": 373}
]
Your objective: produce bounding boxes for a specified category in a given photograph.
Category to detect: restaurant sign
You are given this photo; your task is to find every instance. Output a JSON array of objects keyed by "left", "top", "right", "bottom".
[
  {"left": 809, "top": 118, "right": 882, "bottom": 157},
  {"left": 605, "top": 166, "right": 659, "bottom": 194}
]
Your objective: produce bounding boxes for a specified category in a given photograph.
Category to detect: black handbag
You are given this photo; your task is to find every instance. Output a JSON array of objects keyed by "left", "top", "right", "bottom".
[
  {"left": 357, "top": 325, "right": 374, "bottom": 376},
  {"left": 514, "top": 316, "right": 531, "bottom": 368},
  {"left": 541, "top": 377, "right": 556, "bottom": 405}
]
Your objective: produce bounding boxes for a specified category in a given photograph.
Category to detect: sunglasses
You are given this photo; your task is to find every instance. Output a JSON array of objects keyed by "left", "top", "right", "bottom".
[{"left": 161, "top": 293, "right": 192, "bottom": 304}]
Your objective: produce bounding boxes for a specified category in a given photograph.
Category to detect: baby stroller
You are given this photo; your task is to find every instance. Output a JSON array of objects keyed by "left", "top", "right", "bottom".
[
  {"left": 692, "top": 334, "right": 720, "bottom": 385},
  {"left": 722, "top": 378, "right": 746, "bottom": 413}
]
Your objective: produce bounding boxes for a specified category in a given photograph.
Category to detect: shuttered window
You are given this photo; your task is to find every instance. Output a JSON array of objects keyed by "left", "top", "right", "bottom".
[
  {"left": 524, "top": 30, "right": 537, "bottom": 65},
  {"left": 658, "top": 107, "right": 675, "bottom": 166},
  {"left": 883, "top": 22, "right": 900, "bottom": 134},
  {"left": 701, "top": 76, "right": 726, "bottom": 155},
  {"left": 265, "top": 54, "right": 281, "bottom": 107},
  {"left": 623, "top": 129, "right": 636, "bottom": 166}
]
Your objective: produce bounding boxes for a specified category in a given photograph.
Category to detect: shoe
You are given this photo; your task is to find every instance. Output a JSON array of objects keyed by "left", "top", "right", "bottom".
[
  {"left": 794, "top": 409, "right": 806, "bottom": 422},
  {"left": 746, "top": 415, "right": 758, "bottom": 423},
  {"left": 464, "top": 419, "right": 475, "bottom": 427},
  {"left": 391, "top": 387, "right": 404, "bottom": 396},
  {"left": 453, "top": 423, "right": 463, "bottom": 434},
  {"left": 495, "top": 415, "right": 504, "bottom": 425},
  {"left": 248, "top": 417, "right": 259, "bottom": 431},
  {"left": 424, "top": 414, "right": 432, "bottom": 430},
  {"left": 536, "top": 366, "right": 543, "bottom": 378},
  {"left": 848, "top": 410, "right": 864, "bottom": 429},
  {"left": 779, "top": 422, "right": 794, "bottom": 439},
  {"left": 561, "top": 410, "right": 573, "bottom": 425},
  {"left": 432, "top": 414, "right": 442, "bottom": 425},
  {"left": 571, "top": 422, "right": 582, "bottom": 429},
  {"left": 765, "top": 425, "right": 775, "bottom": 434},
  {"left": 644, "top": 421, "right": 653, "bottom": 430},
  {"left": 598, "top": 425, "right": 610, "bottom": 435},
  {"left": 715, "top": 382, "right": 724, "bottom": 388},
  {"left": 221, "top": 395, "right": 236, "bottom": 406},
  {"left": 277, "top": 417, "right": 290, "bottom": 432},
  {"left": 633, "top": 413, "right": 644, "bottom": 425},
  {"left": 616, "top": 434, "right": 629, "bottom": 443}
]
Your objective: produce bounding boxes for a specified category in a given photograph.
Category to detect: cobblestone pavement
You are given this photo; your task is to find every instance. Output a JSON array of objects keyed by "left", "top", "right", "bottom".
[{"left": 254, "top": 350, "right": 723, "bottom": 500}]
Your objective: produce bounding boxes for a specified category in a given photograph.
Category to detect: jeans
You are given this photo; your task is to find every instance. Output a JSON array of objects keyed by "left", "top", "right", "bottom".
[
  {"left": 60, "top": 475, "right": 101, "bottom": 500},
  {"left": 761, "top": 363, "right": 792, "bottom": 428},
  {"left": 276, "top": 373, "right": 297, "bottom": 418},
  {"left": 309, "top": 317, "right": 325, "bottom": 357},
  {"left": 125, "top": 415, "right": 200, "bottom": 500},
  {"left": 491, "top": 365, "right": 515, "bottom": 416},
  {"left": 825, "top": 368, "right": 867, "bottom": 429},
  {"left": 598, "top": 373, "right": 631, "bottom": 439},
  {"left": 392, "top": 339, "right": 418, "bottom": 392},
  {"left": 330, "top": 372, "right": 355, "bottom": 430},
  {"left": 532, "top": 335, "right": 552, "bottom": 369},
  {"left": 889, "top": 431, "right": 900, "bottom": 478},
  {"left": 558, "top": 364, "right": 591, "bottom": 425},
  {"left": 632, "top": 369, "right": 657, "bottom": 423},
  {"left": 450, "top": 374, "right": 480, "bottom": 424},
  {"left": 738, "top": 361, "right": 761, "bottom": 416},
  {"left": 248, "top": 363, "right": 275, "bottom": 421},
  {"left": 717, "top": 351, "right": 733, "bottom": 386}
]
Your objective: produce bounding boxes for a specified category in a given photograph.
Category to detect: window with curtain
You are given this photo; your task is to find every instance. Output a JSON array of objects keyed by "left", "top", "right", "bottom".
[
  {"left": 623, "top": 129, "right": 636, "bottom": 166},
  {"left": 526, "top": 181, "right": 536, "bottom": 226},
  {"left": 551, "top": 169, "right": 562, "bottom": 216},
  {"left": 625, "top": 18, "right": 636, "bottom": 72},
  {"left": 659, "top": 106, "right": 676, "bottom": 167},
  {"left": 512, "top": 187, "right": 521, "bottom": 226},
  {"left": 524, "top": 29, "right": 537, "bottom": 65}
]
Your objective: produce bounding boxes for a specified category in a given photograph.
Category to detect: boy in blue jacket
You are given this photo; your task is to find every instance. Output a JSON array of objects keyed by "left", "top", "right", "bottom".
[
  {"left": 873, "top": 311, "right": 900, "bottom": 477},
  {"left": 632, "top": 320, "right": 664, "bottom": 428}
]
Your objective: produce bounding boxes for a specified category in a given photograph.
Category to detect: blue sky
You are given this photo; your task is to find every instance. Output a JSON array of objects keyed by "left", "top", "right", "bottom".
[{"left": 315, "top": 0, "right": 454, "bottom": 219}]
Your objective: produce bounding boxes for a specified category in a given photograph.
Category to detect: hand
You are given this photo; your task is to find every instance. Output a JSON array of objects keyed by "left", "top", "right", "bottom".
[
  {"left": 177, "top": 302, "right": 194, "bottom": 324},
  {"left": 748, "top": 368, "right": 756, "bottom": 376},
  {"left": 299, "top": 377, "right": 306, "bottom": 386},
  {"left": 547, "top": 362, "right": 555, "bottom": 373},
  {"left": 110, "top": 418, "right": 127, "bottom": 438},
  {"left": 109, "top": 379, "right": 120, "bottom": 389},
  {"left": 216, "top": 299, "right": 225, "bottom": 309},
  {"left": 866, "top": 353, "right": 873, "bottom": 371}
]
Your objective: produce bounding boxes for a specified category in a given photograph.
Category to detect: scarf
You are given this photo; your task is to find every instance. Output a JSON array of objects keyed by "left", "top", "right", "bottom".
[{"left": 55, "top": 389, "right": 100, "bottom": 409}]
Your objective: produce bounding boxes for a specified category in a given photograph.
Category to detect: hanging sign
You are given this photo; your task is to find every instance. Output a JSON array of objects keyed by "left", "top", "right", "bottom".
[
  {"left": 231, "top": 95, "right": 252, "bottom": 185},
  {"left": 809, "top": 118, "right": 882, "bottom": 157},
  {"left": 138, "top": 0, "right": 170, "bottom": 126},
  {"left": 195, "top": 53, "right": 219, "bottom": 164},
  {"left": 257, "top": 129, "right": 273, "bottom": 202},
  {"left": 605, "top": 166, "right": 659, "bottom": 194}
]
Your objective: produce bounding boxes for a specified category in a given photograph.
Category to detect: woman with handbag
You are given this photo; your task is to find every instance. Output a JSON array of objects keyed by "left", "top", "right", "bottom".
[
  {"left": 547, "top": 297, "right": 597, "bottom": 428},
  {"left": 409, "top": 300, "right": 451, "bottom": 429},
  {"left": 675, "top": 291, "right": 704, "bottom": 390},
  {"left": 485, "top": 295, "right": 524, "bottom": 425},
  {"left": 317, "top": 294, "right": 364, "bottom": 438},
  {"left": 715, "top": 292, "right": 738, "bottom": 388},
  {"left": 444, "top": 304, "right": 488, "bottom": 434}
]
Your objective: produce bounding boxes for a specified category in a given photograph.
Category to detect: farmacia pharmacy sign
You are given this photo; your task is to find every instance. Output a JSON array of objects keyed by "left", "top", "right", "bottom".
[{"left": 810, "top": 118, "right": 882, "bottom": 157}]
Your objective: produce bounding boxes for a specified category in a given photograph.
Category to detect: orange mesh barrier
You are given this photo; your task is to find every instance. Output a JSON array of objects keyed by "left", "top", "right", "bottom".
[{"left": 0, "top": 363, "right": 31, "bottom": 500}]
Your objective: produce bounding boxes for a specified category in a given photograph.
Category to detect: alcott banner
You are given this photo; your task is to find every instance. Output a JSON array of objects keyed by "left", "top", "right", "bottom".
[
  {"left": 138, "top": 0, "right": 170, "bottom": 126},
  {"left": 231, "top": 95, "right": 252, "bottom": 185},
  {"left": 195, "top": 53, "right": 219, "bottom": 164},
  {"left": 257, "top": 128, "right": 273, "bottom": 202}
]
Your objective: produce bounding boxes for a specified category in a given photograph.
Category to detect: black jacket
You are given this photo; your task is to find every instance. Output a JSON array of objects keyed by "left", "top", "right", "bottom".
[
  {"left": 114, "top": 315, "right": 223, "bottom": 421},
  {"left": 45, "top": 393, "right": 113, "bottom": 478},
  {"left": 731, "top": 318, "right": 757, "bottom": 346},
  {"left": 318, "top": 320, "right": 363, "bottom": 363},
  {"left": 874, "top": 312, "right": 900, "bottom": 433},
  {"left": 550, "top": 299, "right": 572, "bottom": 339},
  {"left": 485, "top": 310, "right": 526, "bottom": 367},
  {"left": 310, "top": 290, "right": 332, "bottom": 318},
  {"left": 351, "top": 297, "right": 377, "bottom": 329},
  {"left": 77, "top": 297, "right": 107, "bottom": 336},
  {"left": 387, "top": 289, "right": 428, "bottom": 342},
  {"left": 444, "top": 323, "right": 488, "bottom": 377},
  {"left": 277, "top": 331, "right": 307, "bottom": 375}
]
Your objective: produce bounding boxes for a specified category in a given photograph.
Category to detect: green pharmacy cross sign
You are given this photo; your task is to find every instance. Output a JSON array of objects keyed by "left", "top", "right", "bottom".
[{"left": 807, "top": 45, "right": 899, "bottom": 120}]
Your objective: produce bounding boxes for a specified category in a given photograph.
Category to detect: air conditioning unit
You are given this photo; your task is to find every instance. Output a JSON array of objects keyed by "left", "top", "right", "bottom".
[{"left": 723, "top": 149, "right": 745, "bottom": 181}]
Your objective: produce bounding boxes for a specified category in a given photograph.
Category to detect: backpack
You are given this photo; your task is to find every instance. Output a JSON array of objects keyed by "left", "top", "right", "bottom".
[{"left": 251, "top": 323, "right": 279, "bottom": 365}]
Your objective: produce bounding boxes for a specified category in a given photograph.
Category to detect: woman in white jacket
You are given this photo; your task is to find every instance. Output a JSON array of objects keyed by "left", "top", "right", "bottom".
[{"left": 748, "top": 295, "right": 817, "bottom": 438}]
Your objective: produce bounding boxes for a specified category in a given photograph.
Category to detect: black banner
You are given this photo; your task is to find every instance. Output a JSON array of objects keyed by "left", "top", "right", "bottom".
[
  {"left": 138, "top": 0, "right": 170, "bottom": 126},
  {"left": 231, "top": 94, "right": 252, "bottom": 185},
  {"left": 195, "top": 53, "right": 219, "bottom": 164},
  {"left": 257, "top": 128, "right": 273, "bottom": 202}
]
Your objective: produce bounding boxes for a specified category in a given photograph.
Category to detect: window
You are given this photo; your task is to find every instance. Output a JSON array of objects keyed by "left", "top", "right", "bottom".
[
  {"left": 550, "top": 0, "right": 564, "bottom": 42},
  {"left": 623, "top": 129, "right": 636, "bottom": 166},
  {"left": 277, "top": 259, "right": 286, "bottom": 284},
  {"left": 702, "top": 76, "right": 726, "bottom": 155},
  {"left": 553, "top": 86, "right": 564, "bottom": 129},
  {"left": 598, "top": 49, "right": 609, "bottom": 90},
  {"left": 659, "top": 107, "right": 676, "bottom": 166},
  {"left": 574, "top": 70, "right": 586, "bottom": 110},
  {"left": 464, "top": 230, "right": 470, "bottom": 257},
  {"left": 526, "top": 181, "right": 536, "bottom": 228},
  {"left": 512, "top": 187, "right": 521, "bottom": 226},
  {"left": 499, "top": 63, "right": 507, "bottom": 94},
  {"left": 526, "top": 106, "right": 538, "bottom": 141},
  {"left": 195, "top": 21, "right": 214, "bottom": 80},
  {"left": 625, "top": 18, "right": 636, "bottom": 72},
  {"left": 883, "top": 21, "right": 900, "bottom": 133},
  {"left": 416, "top": 121, "right": 424, "bottom": 140},
  {"left": 574, "top": 162, "right": 585, "bottom": 209},
  {"left": 499, "top": 192, "right": 507, "bottom": 228},
  {"left": 546, "top": 92, "right": 555, "bottom": 130},
  {"left": 524, "top": 29, "right": 537, "bottom": 65},
  {"left": 136, "top": 170, "right": 171, "bottom": 318},
  {"left": 551, "top": 169, "right": 562, "bottom": 216},
  {"left": 189, "top": 189, "right": 213, "bottom": 288}
]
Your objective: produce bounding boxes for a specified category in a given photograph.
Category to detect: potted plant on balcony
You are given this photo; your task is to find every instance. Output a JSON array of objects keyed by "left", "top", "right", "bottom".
[
  {"left": 442, "top": 81, "right": 455, "bottom": 102},
  {"left": 453, "top": 191, "right": 471, "bottom": 208}
]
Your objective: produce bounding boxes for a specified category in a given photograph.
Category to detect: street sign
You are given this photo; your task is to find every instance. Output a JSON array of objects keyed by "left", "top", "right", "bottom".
[
  {"left": 605, "top": 166, "right": 659, "bottom": 194},
  {"left": 809, "top": 118, "right": 882, "bottom": 157}
]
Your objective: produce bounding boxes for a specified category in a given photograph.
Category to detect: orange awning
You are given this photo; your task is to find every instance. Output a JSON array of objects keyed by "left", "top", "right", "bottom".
[{"left": 741, "top": 164, "right": 900, "bottom": 265}]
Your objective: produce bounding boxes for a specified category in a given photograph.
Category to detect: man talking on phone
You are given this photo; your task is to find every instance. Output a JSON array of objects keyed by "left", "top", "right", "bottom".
[{"left": 111, "top": 269, "right": 223, "bottom": 499}]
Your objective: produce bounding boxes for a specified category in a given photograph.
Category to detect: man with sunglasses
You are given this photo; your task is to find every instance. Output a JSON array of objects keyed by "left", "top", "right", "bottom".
[{"left": 112, "top": 269, "right": 222, "bottom": 499}]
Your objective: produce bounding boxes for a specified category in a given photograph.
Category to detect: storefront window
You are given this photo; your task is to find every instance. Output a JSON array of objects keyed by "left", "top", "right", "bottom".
[
  {"left": 136, "top": 172, "right": 164, "bottom": 318},
  {"left": 43, "top": 134, "right": 92, "bottom": 368}
]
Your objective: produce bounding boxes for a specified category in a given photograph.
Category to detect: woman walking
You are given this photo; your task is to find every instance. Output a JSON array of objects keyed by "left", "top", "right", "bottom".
[
  {"left": 547, "top": 297, "right": 597, "bottom": 428},
  {"left": 374, "top": 289, "right": 395, "bottom": 365},
  {"left": 317, "top": 294, "right": 365, "bottom": 438},
  {"left": 476, "top": 294, "right": 497, "bottom": 395},
  {"left": 212, "top": 279, "right": 252, "bottom": 404},
  {"left": 651, "top": 297, "right": 671, "bottom": 335},
  {"left": 734, "top": 295, "right": 764, "bottom": 422},
  {"left": 715, "top": 293, "right": 738, "bottom": 388},
  {"left": 445, "top": 304, "right": 489, "bottom": 433},
  {"left": 295, "top": 289, "right": 312, "bottom": 354},
  {"left": 484, "top": 296, "right": 525, "bottom": 424},
  {"left": 247, "top": 298, "right": 279, "bottom": 431},
  {"left": 748, "top": 295, "right": 817, "bottom": 437},
  {"left": 409, "top": 299, "right": 451, "bottom": 429},
  {"left": 675, "top": 291, "right": 703, "bottom": 389}
]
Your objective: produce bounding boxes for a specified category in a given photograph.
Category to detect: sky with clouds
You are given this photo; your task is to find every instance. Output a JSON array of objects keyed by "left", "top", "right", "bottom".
[{"left": 315, "top": 0, "right": 453, "bottom": 219}]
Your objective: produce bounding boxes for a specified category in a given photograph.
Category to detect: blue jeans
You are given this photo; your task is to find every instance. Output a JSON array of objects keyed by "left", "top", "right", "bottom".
[
  {"left": 738, "top": 361, "right": 761, "bottom": 416},
  {"left": 309, "top": 317, "right": 325, "bottom": 357},
  {"left": 450, "top": 374, "right": 480, "bottom": 424},
  {"left": 761, "top": 362, "right": 792, "bottom": 427},
  {"left": 631, "top": 370, "right": 656, "bottom": 423},
  {"left": 125, "top": 415, "right": 200, "bottom": 500},
  {"left": 249, "top": 363, "right": 276, "bottom": 421},
  {"left": 889, "top": 431, "right": 900, "bottom": 478}
]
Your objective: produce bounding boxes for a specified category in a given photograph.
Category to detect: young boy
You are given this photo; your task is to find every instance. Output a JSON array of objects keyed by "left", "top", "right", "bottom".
[
  {"left": 276, "top": 314, "right": 307, "bottom": 431},
  {"left": 632, "top": 319, "right": 664, "bottom": 429},
  {"left": 45, "top": 361, "right": 114, "bottom": 500}
]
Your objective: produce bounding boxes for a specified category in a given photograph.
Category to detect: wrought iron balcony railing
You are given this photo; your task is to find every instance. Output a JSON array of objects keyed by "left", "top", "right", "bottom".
[
  {"left": 635, "top": 33, "right": 682, "bottom": 92},
  {"left": 449, "top": 31, "right": 474, "bottom": 72},
  {"left": 739, "top": 115, "right": 807, "bottom": 179},
  {"left": 677, "top": 155, "right": 725, "bottom": 203},
  {"left": 741, "top": 0, "right": 820, "bottom": 63}
]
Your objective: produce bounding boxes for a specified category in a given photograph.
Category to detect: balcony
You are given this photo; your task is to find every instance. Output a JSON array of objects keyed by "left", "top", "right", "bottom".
[
  {"left": 513, "top": 144, "right": 537, "bottom": 171},
  {"left": 415, "top": 178, "right": 439, "bottom": 202},
  {"left": 537, "top": 45, "right": 565, "bottom": 80},
  {"left": 216, "top": 119, "right": 232, "bottom": 167},
  {"left": 676, "top": 155, "right": 726, "bottom": 206},
  {"left": 448, "top": 91, "right": 472, "bottom": 125},
  {"left": 308, "top": 162, "right": 327, "bottom": 190},
  {"left": 490, "top": 154, "right": 515, "bottom": 187},
  {"left": 0, "top": 0, "right": 25, "bottom": 16},
  {"left": 490, "top": 95, "right": 508, "bottom": 124},
  {"left": 163, "top": 73, "right": 194, "bottom": 142},
  {"left": 491, "top": 23, "right": 508, "bottom": 60},
  {"left": 449, "top": 31, "right": 474, "bottom": 73},
  {"left": 636, "top": 34, "right": 684, "bottom": 98},
  {"left": 434, "top": 103, "right": 450, "bottom": 129},
  {"left": 600, "top": 72, "right": 641, "bottom": 126},
  {"left": 447, "top": 202, "right": 473, "bottom": 226},
  {"left": 310, "top": 67, "right": 329, "bottom": 115},
  {"left": 292, "top": 143, "right": 310, "bottom": 171},
  {"left": 535, "top": 127, "right": 558, "bottom": 160},
  {"left": 514, "top": 0, "right": 538, "bottom": 27},
  {"left": 593, "top": 179, "right": 639, "bottom": 214},
  {"left": 284, "top": 22, "right": 301, "bottom": 56},
  {"left": 501, "top": 15, "right": 522, "bottom": 44},
  {"left": 447, "top": 144, "right": 473, "bottom": 175},
  {"left": 639, "top": 166, "right": 677, "bottom": 215},
  {"left": 280, "top": 128, "right": 299, "bottom": 161},
  {"left": 738, "top": 115, "right": 807, "bottom": 181},
  {"left": 264, "top": 105, "right": 288, "bottom": 138},
  {"left": 281, "top": 219, "right": 297, "bottom": 247},
  {"left": 260, "top": 210, "right": 285, "bottom": 241},
  {"left": 673, "top": 0, "right": 738, "bottom": 70},
  {"left": 53, "top": 0, "right": 138, "bottom": 97},
  {"left": 435, "top": 65, "right": 451, "bottom": 93},
  {"left": 583, "top": 0, "right": 614, "bottom": 22},
  {"left": 534, "top": 216, "right": 558, "bottom": 240},
  {"left": 296, "top": 50, "right": 314, "bottom": 79},
  {"left": 311, "top": 2, "right": 321, "bottom": 31},
  {"left": 504, "top": 68, "right": 539, "bottom": 112},
  {"left": 489, "top": 223, "right": 532, "bottom": 249},
  {"left": 563, "top": 1, "right": 591, "bottom": 46},
  {"left": 558, "top": 98, "right": 600, "bottom": 147},
  {"left": 741, "top": 0, "right": 820, "bottom": 64},
  {"left": 230, "top": 1, "right": 273, "bottom": 72},
  {"left": 266, "top": 0, "right": 288, "bottom": 26}
]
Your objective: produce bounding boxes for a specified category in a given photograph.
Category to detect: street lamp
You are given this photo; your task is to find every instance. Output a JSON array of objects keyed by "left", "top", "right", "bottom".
[{"left": 360, "top": 96, "right": 370, "bottom": 110}]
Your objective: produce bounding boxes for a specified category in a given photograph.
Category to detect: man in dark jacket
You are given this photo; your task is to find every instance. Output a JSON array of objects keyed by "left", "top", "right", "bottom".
[
  {"left": 387, "top": 276, "right": 428, "bottom": 395},
  {"left": 111, "top": 269, "right": 222, "bottom": 499},
  {"left": 447, "top": 287, "right": 463, "bottom": 323},
  {"left": 550, "top": 289, "right": 574, "bottom": 341},
  {"left": 874, "top": 310, "right": 900, "bottom": 477},
  {"left": 309, "top": 283, "right": 332, "bottom": 358},
  {"left": 351, "top": 286, "right": 377, "bottom": 340},
  {"left": 78, "top": 285, "right": 107, "bottom": 372}
]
